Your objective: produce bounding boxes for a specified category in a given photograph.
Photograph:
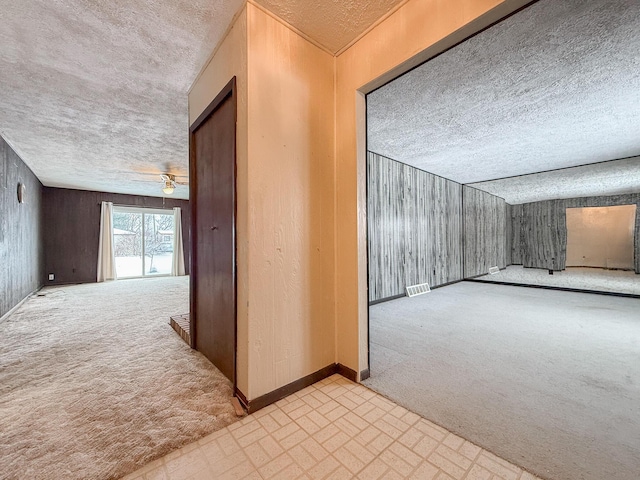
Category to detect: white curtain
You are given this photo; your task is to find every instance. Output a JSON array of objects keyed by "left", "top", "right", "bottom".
[
  {"left": 172, "top": 207, "right": 186, "bottom": 276},
  {"left": 97, "top": 201, "right": 116, "bottom": 282}
]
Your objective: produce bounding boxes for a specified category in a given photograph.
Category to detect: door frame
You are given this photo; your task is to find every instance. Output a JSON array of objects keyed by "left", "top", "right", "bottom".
[
  {"left": 361, "top": 0, "right": 540, "bottom": 379},
  {"left": 189, "top": 77, "right": 238, "bottom": 390}
]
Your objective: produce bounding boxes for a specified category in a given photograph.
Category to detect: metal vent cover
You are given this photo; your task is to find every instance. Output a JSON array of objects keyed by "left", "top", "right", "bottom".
[
  {"left": 489, "top": 266, "right": 500, "bottom": 275},
  {"left": 406, "top": 283, "right": 431, "bottom": 297}
]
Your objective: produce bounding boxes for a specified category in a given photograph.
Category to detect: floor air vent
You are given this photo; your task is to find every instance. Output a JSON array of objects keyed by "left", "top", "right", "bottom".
[
  {"left": 406, "top": 283, "right": 431, "bottom": 297},
  {"left": 489, "top": 266, "right": 500, "bottom": 275}
]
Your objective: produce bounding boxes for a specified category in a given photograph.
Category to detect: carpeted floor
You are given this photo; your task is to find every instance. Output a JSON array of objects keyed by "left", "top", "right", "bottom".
[
  {"left": 0, "top": 277, "right": 238, "bottom": 480},
  {"left": 475, "top": 265, "right": 640, "bottom": 296},
  {"left": 364, "top": 282, "right": 640, "bottom": 480}
]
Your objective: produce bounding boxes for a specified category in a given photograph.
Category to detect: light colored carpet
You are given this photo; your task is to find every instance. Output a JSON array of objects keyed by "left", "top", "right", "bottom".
[
  {"left": 475, "top": 265, "right": 640, "bottom": 296},
  {"left": 0, "top": 277, "right": 237, "bottom": 480},
  {"left": 364, "top": 282, "right": 640, "bottom": 480}
]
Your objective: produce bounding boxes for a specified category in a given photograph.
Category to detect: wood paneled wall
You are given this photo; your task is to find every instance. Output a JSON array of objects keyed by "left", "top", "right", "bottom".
[
  {"left": 0, "top": 136, "right": 44, "bottom": 319},
  {"left": 462, "top": 186, "right": 510, "bottom": 278},
  {"left": 512, "top": 193, "right": 640, "bottom": 273},
  {"left": 510, "top": 203, "right": 524, "bottom": 265},
  {"left": 505, "top": 203, "right": 513, "bottom": 267},
  {"left": 42, "top": 188, "right": 191, "bottom": 285},
  {"left": 367, "top": 152, "right": 462, "bottom": 302}
]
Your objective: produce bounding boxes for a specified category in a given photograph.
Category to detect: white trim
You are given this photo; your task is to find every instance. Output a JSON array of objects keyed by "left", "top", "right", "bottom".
[{"left": 113, "top": 206, "right": 174, "bottom": 216}]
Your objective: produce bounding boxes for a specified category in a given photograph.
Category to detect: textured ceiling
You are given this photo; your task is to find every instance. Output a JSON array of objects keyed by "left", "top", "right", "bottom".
[
  {"left": 367, "top": 0, "right": 640, "bottom": 185},
  {"left": 4, "top": 0, "right": 639, "bottom": 201},
  {"left": 0, "top": 0, "right": 407, "bottom": 199},
  {"left": 469, "top": 157, "right": 640, "bottom": 204},
  {"left": 253, "top": 0, "right": 406, "bottom": 54},
  {"left": 0, "top": 0, "right": 245, "bottom": 199}
]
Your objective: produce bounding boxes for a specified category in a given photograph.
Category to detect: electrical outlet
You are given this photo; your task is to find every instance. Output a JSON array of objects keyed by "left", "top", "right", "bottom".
[{"left": 48, "top": 273, "right": 54, "bottom": 281}]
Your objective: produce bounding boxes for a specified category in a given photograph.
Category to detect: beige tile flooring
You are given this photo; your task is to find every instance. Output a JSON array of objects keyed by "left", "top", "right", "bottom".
[{"left": 122, "top": 375, "right": 541, "bottom": 480}]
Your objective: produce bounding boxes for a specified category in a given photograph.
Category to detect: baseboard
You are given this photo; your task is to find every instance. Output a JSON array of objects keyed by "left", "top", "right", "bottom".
[
  {"left": 360, "top": 368, "right": 371, "bottom": 381},
  {"left": 236, "top": 363, "right": 361, "bottom": 414},
  {"left": 463, "top": 270, "right": 513, "bottom": 280},
  {"left": 235, "top": 388, "right": 250, "bottom": 412},
  {"left": 0, "top": 286, "right": 42, "bottom": 324},
  {"left": 337, "top": 363, "right": 357, "bottom": 382},
  {"left": 369, "top": 293, "right": 405, "bottom": 305},
  {"left": 466, "top": 279, "right": 640, "bottom": 299},
  {"left": 369, "top": 279, "right": 465, "bottom": 305}
]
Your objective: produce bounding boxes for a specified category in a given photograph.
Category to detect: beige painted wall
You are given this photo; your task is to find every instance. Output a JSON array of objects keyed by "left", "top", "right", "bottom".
[
  {"left": 189, "top": 3, "right": 336, "bottom": 401},
  {"left": 334, "top": 0, "right": 531, "bottom": 377},
  {"left": 246, "top": 4, "right": 336, "bottom": 399},
  {"left": 189, "top": 0, "right": 536, "bottom": 399},
  {"left": 188, "top": 6, "right": 250, "bottom": 396},
  {"left": 566, "top": 205, "right": 637, "bottom": 270}
]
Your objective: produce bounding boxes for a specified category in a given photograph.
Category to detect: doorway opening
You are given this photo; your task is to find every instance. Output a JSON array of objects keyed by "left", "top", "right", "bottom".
[{"left": 361, "top": 1, "right": 640, "bottom": 479}]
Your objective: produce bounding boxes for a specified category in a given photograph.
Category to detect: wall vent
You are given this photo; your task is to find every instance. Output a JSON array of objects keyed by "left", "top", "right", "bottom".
[
  {"left": 406, "top": 283, "right": 431, "bottom": 297},
  {"left": 489, "top": 266, "right": 500, "bottom": 275}
]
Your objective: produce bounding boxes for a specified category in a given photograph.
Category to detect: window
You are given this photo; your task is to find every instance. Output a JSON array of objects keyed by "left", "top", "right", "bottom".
[{"left": 113, "top": 207, "right": 175, "bottom": 278}]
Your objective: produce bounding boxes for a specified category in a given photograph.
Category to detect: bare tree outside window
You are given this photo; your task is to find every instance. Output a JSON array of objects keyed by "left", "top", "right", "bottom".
[
  {"left": 144, "top": 214, "right": 174, "bottom": 273},
  {"left": 112, "top": 209, "right": 175, "bottom": 277}
]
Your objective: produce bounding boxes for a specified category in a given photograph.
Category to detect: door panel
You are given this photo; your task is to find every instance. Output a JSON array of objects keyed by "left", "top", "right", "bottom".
[{"left": 190, "top": 80, "right": 236, "bottom": 384}]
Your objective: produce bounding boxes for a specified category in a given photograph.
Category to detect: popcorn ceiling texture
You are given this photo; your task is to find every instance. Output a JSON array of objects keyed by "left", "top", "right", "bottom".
[
  {"left": 0, "top": 0, "right": 245, "bottom": 199},
  {"left": 0, "top": 0, "right": 406, "bottom": 199},
  {"left": 469, "top": 156, "right": 640, "bottom": 204},
  {"left": 367, "top": 0, "right": 640, "bottom": 185},
  {"left": 4, "top": 0, "right": 638, "bottom": 200},
  {"left": 254, "top": 0, "right": 406, "bottom": 53}
]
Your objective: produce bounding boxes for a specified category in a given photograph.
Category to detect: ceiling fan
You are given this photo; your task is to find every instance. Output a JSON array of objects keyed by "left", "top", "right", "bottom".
[{"left": 160, "top": 174, "right": 189, "bottom": 195}]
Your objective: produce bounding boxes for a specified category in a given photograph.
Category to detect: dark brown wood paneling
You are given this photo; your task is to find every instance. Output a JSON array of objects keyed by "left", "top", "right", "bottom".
[
  {"left": 368, "top": 153, "right": 406, "bottom": 300},
  {"left": 637, "top": 205, "right": 640, "bottom": 274},
  {"left": 367, "top": 152, "right": 463, "bottom": 302},
  {"left": 462, "top": 186, "right": 509, "bottom": 278},
  {"left": 512, "top": 193, "right": 640, "bottom": 273},
  {"left": 0, "top": 136, "right": 44, "bottom": 319},
  {"left": 42, "top": 188, "right": 190, "bottom": 285},
  {"left": 505, "top": 203, "right": 513, "bottom": 266},
  {"left": 520, "top": 200, "right": 564, "bottom": 270},
  {"left": 511, "top": 203, "right": 524, "bottom": 265},
  {"left": 190, "top": 78, "right": 237, "bottom": 385}
]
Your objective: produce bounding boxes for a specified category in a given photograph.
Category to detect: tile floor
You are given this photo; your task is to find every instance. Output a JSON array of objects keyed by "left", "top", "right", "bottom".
[{"left": 122, "top": 375, "right": 541, "bottom": 480}]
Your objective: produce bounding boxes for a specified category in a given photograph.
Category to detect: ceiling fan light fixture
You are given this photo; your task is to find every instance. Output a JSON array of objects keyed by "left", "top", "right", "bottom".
[{"left": 161, "top": 174, "right": 176, "bottom": 195}]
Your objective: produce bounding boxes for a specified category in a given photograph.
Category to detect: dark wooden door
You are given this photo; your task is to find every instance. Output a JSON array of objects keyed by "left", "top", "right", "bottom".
[{"left": 189, "top": 78, "right": 237, "bottom": 384}]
